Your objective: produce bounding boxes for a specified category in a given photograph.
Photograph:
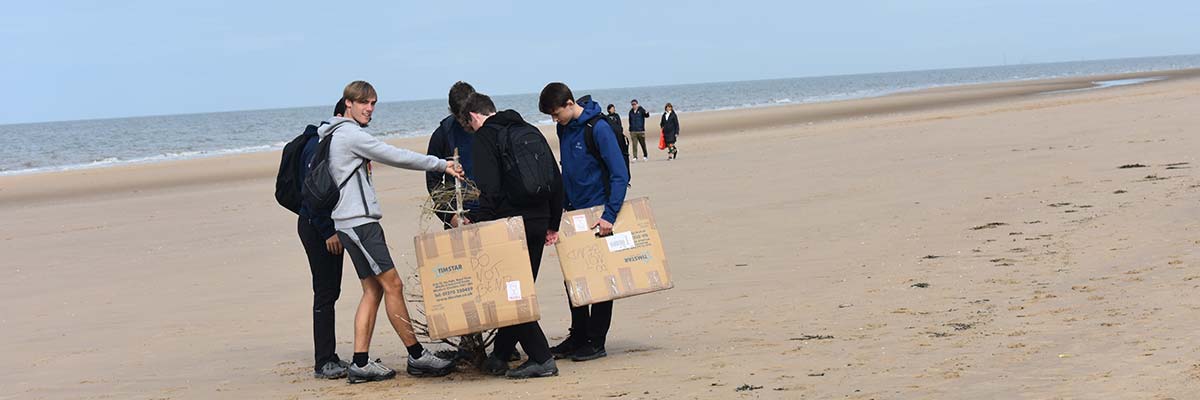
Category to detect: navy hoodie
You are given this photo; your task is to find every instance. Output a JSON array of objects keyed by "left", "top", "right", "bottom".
[
  {"left": 556, "top": 98, "right": 630, "bottom": 222},
  {"left": 297, "top": 124, "right": 336, "bottom": 239}
]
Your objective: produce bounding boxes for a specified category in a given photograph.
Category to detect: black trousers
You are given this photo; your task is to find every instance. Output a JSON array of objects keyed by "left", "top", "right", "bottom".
[
  {"left": 491, "top": 217, "right": 553, "bottom": 363},
  {"left": 297, "top": 218, "right": 344, "bottom": 370},
  {"left": 569, "top": 300, "right": 613, "bottom": 347}
]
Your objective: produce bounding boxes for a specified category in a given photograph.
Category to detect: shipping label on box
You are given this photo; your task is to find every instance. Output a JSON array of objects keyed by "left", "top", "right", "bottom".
[
  {"left": 414, "top": 216, "right": 539, "bottom": 340},
  {"left": 555, "top": 197, "right": 673, "bottom": 307}
]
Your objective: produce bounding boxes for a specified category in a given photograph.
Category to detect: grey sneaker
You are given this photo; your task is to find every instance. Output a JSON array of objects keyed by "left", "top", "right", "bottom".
[
  {"left": 347, "top": 359, "right": 396, "bottom": 384},
  {"left": 314, "top": 359, "right": 348, "bottom": 379},
  {"left": 407, "top": 349, "right": 454, "bottom": 377},
  {"left": 505, "top": 358, "right": 558, "bottom": 379}
]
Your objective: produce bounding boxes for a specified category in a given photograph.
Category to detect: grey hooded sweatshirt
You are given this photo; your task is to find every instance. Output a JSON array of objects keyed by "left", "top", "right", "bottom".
[{"left": 317, "top": 117, "right": 448, "bottom": 230}]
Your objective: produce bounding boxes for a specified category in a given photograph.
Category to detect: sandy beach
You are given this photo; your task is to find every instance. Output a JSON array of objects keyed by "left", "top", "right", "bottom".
[{"left": 4, "top": 69, "right": 1200, "bottom": 399}]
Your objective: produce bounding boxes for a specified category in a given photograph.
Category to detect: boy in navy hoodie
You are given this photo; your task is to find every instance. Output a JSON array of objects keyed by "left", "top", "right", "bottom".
[
  {"left": 538, "top": 82, "right": 630, "bottom": 361},
  {"left": 296, "top": 99, "right": 349, "bottom": 379}
]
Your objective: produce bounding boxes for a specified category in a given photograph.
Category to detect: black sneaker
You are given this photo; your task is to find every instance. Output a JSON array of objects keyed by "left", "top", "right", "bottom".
[
  {"left": 570, "top": 344, "right": 607, "bottom": 362},
  {"left": 550, "top": 336, "right": 584, "bottom": 360},
  {"left": 481, "top": 353, "right": 509, "bottom": 376},
  {"left": 347, "top": 358, "right": 396, "bottom": 384},
  {"left": 505, "top": 358, "right": 558, "bottom": 379},
  {"left": 314, "top": 359, "right": 348, "bottom": 379}
]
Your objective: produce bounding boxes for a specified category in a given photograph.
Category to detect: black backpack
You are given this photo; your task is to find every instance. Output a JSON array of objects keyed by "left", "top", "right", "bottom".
[
  {"left": 606, "top": 113, "right": 624, "bottom": 136},
  {"left": 584, "top": 114, "right": 631, "bottom": 194},
  {"left": 302, "top": 121, "right": 367, "bottom": 212},
  {"left": 496, "top": 122, "right": 560, "bottom": 205},
  {"left": 274, "top": 124, "right": 320, "bottom": 214}
]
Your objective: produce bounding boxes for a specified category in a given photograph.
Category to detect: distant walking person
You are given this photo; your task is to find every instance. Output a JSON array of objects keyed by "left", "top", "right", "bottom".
[
  {"left": 627, "top": 99, "right": 650, "bottom": 161},
  {"left": 605, "top": 104, "right": 631, "bottom": 182},
  {"left": 660, "top": 103, "right": 680, "bottom": 160}
]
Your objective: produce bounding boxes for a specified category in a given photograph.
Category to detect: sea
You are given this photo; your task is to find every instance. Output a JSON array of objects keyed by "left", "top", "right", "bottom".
[{"left": 4, "top": 54, "right": 1200, "bottom": 176}]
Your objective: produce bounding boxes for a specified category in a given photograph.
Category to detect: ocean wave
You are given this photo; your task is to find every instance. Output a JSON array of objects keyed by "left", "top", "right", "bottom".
[{"left": 0, "top": 143, "right": 287, "bottom": 176}]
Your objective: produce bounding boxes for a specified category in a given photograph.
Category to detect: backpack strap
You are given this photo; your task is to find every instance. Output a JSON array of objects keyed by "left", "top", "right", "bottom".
[
  {"left": 322, "top": 120, "right": 362, "bottom": 190},
  {"left": 583, "top": 114, "right": 612, "bottom": 198},
  {"left": 440, "top": 116, "right": 457, "bottom": 153}
]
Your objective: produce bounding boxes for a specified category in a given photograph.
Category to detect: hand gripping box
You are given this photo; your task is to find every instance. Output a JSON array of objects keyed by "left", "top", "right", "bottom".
[
  {"left": 555, "top": 197, "right": 673, "bottom": 307},
  {"left": 414, "top": 216, "right": 539, "bottom": 340}
]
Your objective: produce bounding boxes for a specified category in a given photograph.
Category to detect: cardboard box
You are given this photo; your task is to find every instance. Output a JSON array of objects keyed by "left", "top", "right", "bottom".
[
  {"left": 555, "top": 197, "right": 673, "bottom": 307},
  {"left": 413, "top": 216, "right": 539, "bottom": 340}
]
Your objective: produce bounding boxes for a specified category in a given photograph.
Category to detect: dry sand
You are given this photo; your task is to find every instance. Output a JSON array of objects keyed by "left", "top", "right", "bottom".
[{"left": 4, "top": 69, "right": 1200, "bottom": 399}]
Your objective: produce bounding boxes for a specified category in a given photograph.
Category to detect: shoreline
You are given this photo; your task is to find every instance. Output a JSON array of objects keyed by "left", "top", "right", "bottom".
[
  {"left": 3, "top": 67, "right": 1199, "bottom": 181},
  {"left": 3, "top": 69, "right": 1199, "bottom": 208}
]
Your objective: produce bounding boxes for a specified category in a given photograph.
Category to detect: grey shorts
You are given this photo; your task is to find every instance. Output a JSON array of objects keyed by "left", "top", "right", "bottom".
[{"left": 337, "top": 223, "right": 396, "bottom": 280}]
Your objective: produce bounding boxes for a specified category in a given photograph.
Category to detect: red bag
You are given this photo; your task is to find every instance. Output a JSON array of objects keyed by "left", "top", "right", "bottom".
[{"left": 658, "top": 130, "right": 667, "bottom": 150}]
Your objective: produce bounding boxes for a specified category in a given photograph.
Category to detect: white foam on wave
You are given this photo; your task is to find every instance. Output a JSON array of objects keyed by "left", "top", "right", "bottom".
[{"left": 0, "top": 143, "right": 286, "bottom": 176}]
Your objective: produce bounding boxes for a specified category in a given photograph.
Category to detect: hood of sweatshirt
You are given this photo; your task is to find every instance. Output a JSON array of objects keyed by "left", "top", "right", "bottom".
[
  {"left": 566, "top": 95, "right": 604, "bottom": 130},
  {"left": 316, "top": 116, "right": 360, "bottom": 139},
  {"left": 482, "top": 109, "right": 528, "bottom": 129}
]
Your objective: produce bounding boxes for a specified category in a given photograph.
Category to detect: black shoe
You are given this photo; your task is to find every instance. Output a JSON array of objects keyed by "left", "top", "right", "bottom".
[
  {"left": 481, "top": 353, "right": 509, "bottom": 376},
  {"left": 550, "top": 336, "right": 584, "bottom": 360},
  {"left": 505, "top": 358, "right": 559, "bottom": 379},
  {"left": 570, "top": 344, "right": 607, "bottom": 362},
  {"left": 314, "top": 359, "right": 348, "bottom": 379}
]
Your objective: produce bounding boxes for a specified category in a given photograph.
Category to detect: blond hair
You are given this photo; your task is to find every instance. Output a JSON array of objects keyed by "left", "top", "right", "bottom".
[{"left": 342, "top": 81, "right": 377, "bottom": 103}]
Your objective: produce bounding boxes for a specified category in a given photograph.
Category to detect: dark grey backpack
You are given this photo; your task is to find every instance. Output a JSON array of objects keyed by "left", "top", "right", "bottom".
[{"left": 302, "top": 121, "right": 367, "bottom": 212}]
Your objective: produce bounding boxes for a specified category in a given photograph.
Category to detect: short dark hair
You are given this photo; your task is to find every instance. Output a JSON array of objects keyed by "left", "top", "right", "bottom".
[
  {"left": 631, "top": 99, "right": 638, "bottom": 104},
  {"left": 607, "top": 104, "right": 616, "bottom": 112},
  {"left": 448, "top": 81, "right": 475, "bottom": 115},
  {"left": 334, "top": 97, "right": 346, "bottom": 116},
  {"left": 458, "top": 92, "right": 497, "bottom": 124},
  {"left": 538, "top": 82, "right": 574, "bottom": 114}
]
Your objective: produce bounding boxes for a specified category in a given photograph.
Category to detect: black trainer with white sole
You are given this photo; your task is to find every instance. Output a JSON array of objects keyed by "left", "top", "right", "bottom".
[
  {"left": 505, "top": 358, "right": 558, "bottom": 379},
  {"left": 314, "top": 359, "right": 348, "bottom": 379}
]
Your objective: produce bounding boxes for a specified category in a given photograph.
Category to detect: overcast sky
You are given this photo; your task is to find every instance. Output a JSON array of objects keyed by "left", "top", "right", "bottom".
[{"left": 3, "top": 0, "right": 1197, "bottom": 124}]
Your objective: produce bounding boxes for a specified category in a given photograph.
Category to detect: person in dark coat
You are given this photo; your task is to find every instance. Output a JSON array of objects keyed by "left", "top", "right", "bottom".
[
  {"left": 627, "top": 99, "right": 650, "bottom": 161},
  {"left": 660, "top": 102, "right": 680, "bottom": 160},
  {"left": 605, "top": 104, "right": 631, "bottom": 183},
  {"left": 425, "top": 81, "right": 478, "bottom": 228},
  {"left": 454, "top": 92, "right": 563, "bottom": 379}
]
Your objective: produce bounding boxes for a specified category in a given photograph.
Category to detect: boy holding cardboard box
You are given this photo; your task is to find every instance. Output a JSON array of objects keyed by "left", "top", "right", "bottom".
[
  {"left": 538, "top": 82, "right": 630, "bottom": 361},
  {"left": 453, "top": 92, "right": 564, "bottom": 378}
]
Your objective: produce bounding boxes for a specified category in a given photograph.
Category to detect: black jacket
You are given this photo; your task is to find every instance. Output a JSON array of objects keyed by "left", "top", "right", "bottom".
[
  {"left": 660, "top": 111, "right": 680, "bottom": 142},
  {"left": 606, "top": 112, "right": 624, "bottom": 136},
  {"left": 466, "top": 110, "right": 564, "bottom": 227},
  {"left": 425, "top": 115, "right": 478, "bottom": 227},
  {"left": 628, "top": 106, "right": 650, "bottom": 131}
]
